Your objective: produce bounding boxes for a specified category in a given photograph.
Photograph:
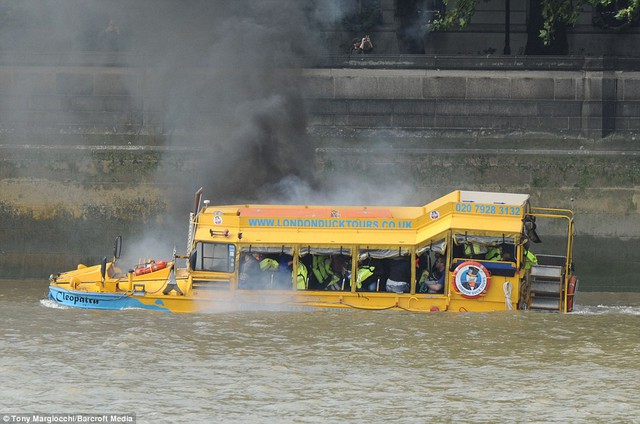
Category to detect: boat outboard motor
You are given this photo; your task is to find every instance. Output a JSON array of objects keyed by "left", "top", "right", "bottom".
[{"left": 523, "top": 216, "right": 541, "bottom": 243}]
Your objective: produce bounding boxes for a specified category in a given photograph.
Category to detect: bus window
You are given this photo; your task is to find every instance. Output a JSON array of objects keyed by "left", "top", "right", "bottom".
[
  {"left": 299, "top": 247, "right": 352, "bottom": 291},
  {"left": 238, "top": 246, "right": 294, "bottom": 290},
  {"left": 358, "top": 248, "right": 411, "bottom": 293},
  {"left": 417, "top": 252, "right": 446, "bottom": 294},
  {"left": 192, "top": 242, "right": 236, "bottom": 272}
]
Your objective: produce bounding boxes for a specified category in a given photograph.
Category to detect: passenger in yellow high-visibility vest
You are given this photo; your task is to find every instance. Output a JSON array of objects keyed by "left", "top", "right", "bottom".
[
  {"left": 311, "top": 255, "right": 341, "bottom": 290},
  {"left": 485, "top": 246, "right": 502, "bottom": 261},
  {"left": 356, "top": 265, "right": 376, "bottom": 291},
  {"left": 295, "top": 261, "right": 308, "bottom": 290},
  {"left": 464, "top": 241, "right": 487, "bottom": 258},
  {"left": 522, "top": 248, "right": 538, "bottom": 270},
  {"left": 259, "top": 257, "right": 280, "bottom": 272}
]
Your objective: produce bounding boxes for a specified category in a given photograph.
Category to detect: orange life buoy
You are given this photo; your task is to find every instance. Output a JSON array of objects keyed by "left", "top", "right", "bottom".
[
  {"left": 566, "top": 275, "right": 578, "bottom": 312},
  {"left": 134, "top": 260, "right": 168, "bottom": 276},
  {"left": 451, "top": 261, "right": 491, "bottom": 299}
]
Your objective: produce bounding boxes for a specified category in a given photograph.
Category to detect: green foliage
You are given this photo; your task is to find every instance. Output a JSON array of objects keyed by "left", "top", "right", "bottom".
[
  {"left": 430, "top": 0, "right": 640, "bottom": 45},
  {"left": 429, "top": 0, "right": 480, "bottom": 31},
  {"left": 607, "top": 0, "right": 640, "bottom": 25}
]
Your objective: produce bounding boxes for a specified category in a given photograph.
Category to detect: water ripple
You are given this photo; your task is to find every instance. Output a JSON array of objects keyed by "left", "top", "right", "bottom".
[{"left": 1, "top": 282, "right": 640, "bottom": 423}]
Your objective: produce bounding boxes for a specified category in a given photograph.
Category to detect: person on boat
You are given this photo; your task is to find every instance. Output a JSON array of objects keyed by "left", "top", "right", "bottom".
[
  {"left": 485, "top": 245, "right": 503, "bottom": 261},
  {"left": 273, "top": 254, "right": 294, "bottom": 289},
  {"left": 258, "top": 255, "right": 280, "bottom": 272},
  {"left": 463, "top": 241, "right": 487, "bottom": 259},
  {"left": 356, "top": 262, "right": 378, "bottom": 291},
  {"left": 522, "top": 247, "right": 538, "bottom": 271},
  {"left": 311, "top": 255, "right": 341, "bottom": 290},
  {"left": 293, "top": 260, "right": 308, "bottom": 290},
  {"left": 386, "top": 256, "right": 411, "bottom": 293},
  {"left": 419, "top": 255, "right": 445, "bottom": 293},
  {"left": 239, "top": 253, "right": 262, "bottom": 289},
  {"left": 331, "top": 255, "right": 352, "bottom": 290}
]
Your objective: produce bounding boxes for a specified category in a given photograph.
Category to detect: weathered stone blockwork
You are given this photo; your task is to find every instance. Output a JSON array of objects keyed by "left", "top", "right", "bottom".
[
  {"left": 0, "top": 63, "right": 639, "bottom": 139},
  {"left": 303, "top": 68, "right": 640, "bottom": 139}
]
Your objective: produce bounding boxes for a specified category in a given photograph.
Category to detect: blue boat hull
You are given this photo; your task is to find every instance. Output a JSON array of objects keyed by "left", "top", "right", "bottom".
[{"left": 48, "top": 285, "right": 169, "bottom": 311}]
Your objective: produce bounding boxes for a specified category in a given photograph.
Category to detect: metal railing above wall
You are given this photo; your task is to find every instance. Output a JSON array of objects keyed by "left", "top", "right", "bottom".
[
  {"left": 315, "top": 54, "right": 640, "bottom": 71},
  {"left": 1, "top": 50, "right": 639, "bottom": 71}
]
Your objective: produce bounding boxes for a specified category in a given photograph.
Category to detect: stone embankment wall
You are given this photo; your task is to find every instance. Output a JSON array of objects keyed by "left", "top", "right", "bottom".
[
  {"left": 0, "top": 61, "right": 638, "bottom": 290},
  {"left": 303, "top": 66, "right": 640, "bottom": 139},
  {"left": 0, "top": 58, "right": 639, "bottom": 138}
]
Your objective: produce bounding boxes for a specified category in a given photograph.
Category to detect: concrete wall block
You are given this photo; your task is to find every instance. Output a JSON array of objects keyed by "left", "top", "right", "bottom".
[
  {"left": 602, "top": 77, "right": 617, "bottom": 101},
  {"left": 348, "top": 99, "right": 393, "bottom": 114},
  {"left": 0, "top": 95, "right": 28, "bottom": 111},
  {"left": 435, "top": 115, "right": 489, "bottom": 128},
  {"left": 537, "top": 101, "right": 582, "bottom": 117},
  {"left": 334, "top": 114, "right": 350, "bottom": 126},
  {"left": 525, "top": 116, "right": 570, "bottom": 130},
  {"left": 392, "top": 114, "right": 426, "bottom": 127},
  {"left": 27, "top": 110, "right": 62, "bottom": 126},
  {"left": 621, "top": 78, "right": 640, "bottom": 100},
  {"left": 623, "top": 118, "right": 640, "bottom": 130},
  {"left": 63, "top": 96, "right": 106, "bottom": 112},
  {"left": 94, "top": 74, "right": 138, "bottom": 96},
  {"left": 36, "top": 110, "right": 137, "bottom": 127},
  {"left": 466, "top": 77, "right": 511, "bottom": 99},
  {"left": 393, "top": 99, "right": 436, "bottom": 115},
  {"left": 554, "top": 78, "right": 577, "bottom": 100},
  {"left": 0, "top": 72, "right": 13, "bottom": 94},
  {"left": 435, "top": 100, "right": 468, "bottom": 116},
  {"left": 334, "top": 76, "right": 381, "bottom": 99},
  {"left": 582, "top": 114, "right": 604, "bottom": 129},
  {"left": 618, "top": 101, "right": 640, "bottom": 117},
  {"left": 14, "top": 73, "right": 57, "bottom": 96},
  {"left": 28, "top": 95, "right": 61, "bottom": 111},
  {"left": 423, "top": 77, "right": 466, "bottom": 99},
  {"left": 583, "top": 75, "right": 603, "bottom": 99},
  {"left": 348, "top": 114, "right": 392, "bottom": 127},
  {"left": 56, "top": 73, "right": 94, "bottom": 96},
  {"left": 465, "top": 100, "right": 538, "bottom": 116},
  {"left": 510, "top": 77, "right": 555, "bottom": 99},
  {"left": 302, "top": 76, "right": 334, "bottom": 98},
  {"left": 104, "top": 96, "right": 141, "bottom": 112},
  {"left": 307, "top": 115, "right": 335, "bottom": 126},
  {"left": 376, "top": 76, "right": 423, "bottom": 99},
  {"left": 568, "top": 117, "right": 582, "bottom": 130},
  {"left": 613, "top": 118, "right": 629, "bottom": 131},
  {"left": 489, "top": 116, "right": 520, "bottom": 129},
  {"left": 307, "top": 99, "right": 347, "bottom": 114},
  {"left": 581, "top": 101, "right": 603, "bottom": 116}
]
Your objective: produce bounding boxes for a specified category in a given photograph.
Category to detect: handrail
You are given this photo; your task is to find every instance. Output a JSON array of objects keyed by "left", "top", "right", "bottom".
[{"left": 526, "top": 209, "right": 575, "bottom": 313}]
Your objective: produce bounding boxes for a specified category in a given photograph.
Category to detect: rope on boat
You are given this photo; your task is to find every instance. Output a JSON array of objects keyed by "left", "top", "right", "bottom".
[{"left": 503, "top": 281, "right": 513, "bottom": 310}]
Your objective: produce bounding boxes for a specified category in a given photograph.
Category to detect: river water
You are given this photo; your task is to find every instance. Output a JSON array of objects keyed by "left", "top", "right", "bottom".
[{"left": 1, "top": 280, "right": 639, "bottom": 424}]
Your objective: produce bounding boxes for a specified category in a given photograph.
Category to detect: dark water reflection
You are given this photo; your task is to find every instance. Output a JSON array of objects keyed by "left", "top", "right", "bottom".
[{"left": 1, "top": 281, "right": 639, "bottom": 423}]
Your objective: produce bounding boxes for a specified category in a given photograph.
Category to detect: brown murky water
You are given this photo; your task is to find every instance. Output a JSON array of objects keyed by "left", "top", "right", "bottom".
[{"left": 1, "top": 280, "right": 639, "bottom": 423}]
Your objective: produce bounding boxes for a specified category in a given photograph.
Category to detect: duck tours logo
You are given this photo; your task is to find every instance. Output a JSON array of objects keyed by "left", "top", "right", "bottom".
[{"left": 453, "top": 262, "right": 490, "bottom": 298}]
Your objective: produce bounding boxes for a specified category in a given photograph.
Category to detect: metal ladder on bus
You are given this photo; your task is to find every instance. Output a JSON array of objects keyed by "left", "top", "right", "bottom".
[{"left": 528, "top": 263, "right": 565, "bottom": 312}]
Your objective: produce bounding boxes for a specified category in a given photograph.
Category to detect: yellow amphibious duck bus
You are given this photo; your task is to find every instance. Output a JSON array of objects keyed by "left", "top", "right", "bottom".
[{"left": 48, "top": 189, "right": 577, "bottom": 313}]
